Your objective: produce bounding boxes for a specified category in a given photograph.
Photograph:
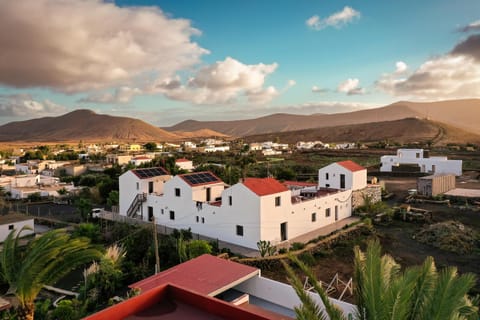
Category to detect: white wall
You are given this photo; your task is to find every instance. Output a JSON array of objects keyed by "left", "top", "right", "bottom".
[
  {"left": 380, "top": 149, "right": 462, "bottom": 176},
  {"left": 0, "top": 219, "right": 34, "bottom": 242},
  {"left": 119, "top": 171, "right": 171, "bottom": 216},
  {"left": 234, "top": 276, "right": 357, "bottom": 318},
  {"left": 318, "top": 163, "right": 366, "bottom": 191},
  {"left": 260, "top": 189, "right": 352, "bottom": 245}
]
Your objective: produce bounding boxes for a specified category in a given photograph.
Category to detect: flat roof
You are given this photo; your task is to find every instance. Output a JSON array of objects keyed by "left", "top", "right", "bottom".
[
  {"left": 130, "top": 254, "right": 260, "bottom": 296},
  {"left": 444, "top": 188, "right": 480, "bottom": 198},
  {"left": 0, "top": 214, "right": 34, "bottom": 225}
]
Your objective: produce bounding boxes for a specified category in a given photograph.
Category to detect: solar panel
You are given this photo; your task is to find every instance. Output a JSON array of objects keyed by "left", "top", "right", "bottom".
[
  {"left": 181, "top": 172, "right": 221, "bottom": 185},
  {"left": 133, "top": 167, "right": 168, "bottom": 179}
]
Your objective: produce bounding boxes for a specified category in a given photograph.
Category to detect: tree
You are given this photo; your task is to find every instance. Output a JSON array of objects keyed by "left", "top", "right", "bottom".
[
  {"left": 284, "top": 240, "right": 478, "bottom": 320},
  {"left": 187, "top": 240, "right": 212, "bottom": 259},
  {"left": 81, "top": 245, "right": 126, "bottom": 312},
  {"left": 0, "top": 227, "right": 101, "bottom": 320},
  {"left": 144, "top": 142, "right": 158, "bottom": 152},
  {"left": 106, "top": 190, "right": 119, "bottom": 208},
  {"left": 75, "top": 197, "right": 92, "bottom": 221}
]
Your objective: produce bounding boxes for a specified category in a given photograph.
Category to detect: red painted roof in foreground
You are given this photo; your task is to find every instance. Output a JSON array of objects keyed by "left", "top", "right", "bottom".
[
  {"left": 130, "top": 254, "right": 259, "bottom": 295},
  {"left": 337, "top": 160, "right": 365, "bottom": 172},
  {"left": 85, "top": 283, "right": 285, "bottom": 320},
  {"left": 243, "top": 178, "right": 289, "bottom": 196}
]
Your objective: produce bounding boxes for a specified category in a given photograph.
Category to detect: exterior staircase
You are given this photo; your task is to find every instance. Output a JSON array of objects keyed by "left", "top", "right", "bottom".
[{"left": 127, "top": 193, "right": 147, "bottom": 218}]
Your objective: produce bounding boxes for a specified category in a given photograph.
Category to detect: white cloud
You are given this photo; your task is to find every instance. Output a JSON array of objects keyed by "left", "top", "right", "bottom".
[
  {"left": 80, "top": 86, "right": 143, "bottom": 104},
  {"left": 312, "top": 85, "right": 329, "bottom": 93},
  {"left": 378, "top": 55, "right": 480, "bottom": 99},
  {"left": 0, "top": 0, "right": 207, "bottom": 92},
  {"left": 306, "top": 6, "right": 360, "bottom": 31},
  {"left": 0, "top": 94, "right": 68, "bottom": 117},
  {"left": 337, "top": 78, "right": 365, "bottom": 95},
  {"left": 395, "top": 61, "right": 408, "bottom": 74},
  {"left": 458, "top": 19, "right": 480, "bottom": 32},
  {"left": 155, "top": 57, "right": 279, "bottom": 105},
  {"left": 377, "top": 35, "right": 480, "bottom": 100}
]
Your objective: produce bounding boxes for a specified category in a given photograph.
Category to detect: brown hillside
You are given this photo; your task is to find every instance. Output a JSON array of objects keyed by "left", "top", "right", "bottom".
[
  {"left": 242, "top": 118, "right": 480, "bottom": 145},
  {"left": 0, "top": 109, "right": 180, "bottom": 142},
  {"left": 164, "top": 105, "right": 421, "bottom": 136},
  {"left": 164, "top": 99, "right": 480, "bottom": 137},
  {"left": 173, "top": 129, "right": 230, "bottom": 139},
  {"left": 392, "top": 99, "right": 480, "bottom": 135}
]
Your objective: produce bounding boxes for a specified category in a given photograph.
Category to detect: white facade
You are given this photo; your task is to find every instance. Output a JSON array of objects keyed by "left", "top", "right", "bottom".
[
  {"left": 175, "top": 159, "right": 194, "bottom": 171},
  {"left": 0, "top": 216, "right": 35, "bottom": 242},
  {"left": 119, "top": 170, "right": 172, "bottom": 219},
  {"left": 380, "top": 149, "right": 462, "bottom": 176},
  {"left": 120, "top": 162, "right": 362, "bottom": 250},
  {"left": 130, "top": 157, "right": 152, "bottom": 166},
  {"left": 318, "top": 161, "right": 367, "bottom": 191}
]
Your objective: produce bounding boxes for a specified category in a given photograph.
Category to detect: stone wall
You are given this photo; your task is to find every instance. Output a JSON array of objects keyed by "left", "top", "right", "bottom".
[{"left": 352, "top": 185, "right": 382, "bottom": 210}]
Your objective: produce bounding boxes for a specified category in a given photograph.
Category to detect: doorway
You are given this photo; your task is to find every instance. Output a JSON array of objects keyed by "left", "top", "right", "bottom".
[{"left": 280, "top": 222, "right": 288, "bottom": 241}]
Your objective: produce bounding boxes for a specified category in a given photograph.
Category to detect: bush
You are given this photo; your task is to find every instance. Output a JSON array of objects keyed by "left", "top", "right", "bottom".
[
  {"left": 298, "top": 252, "right": 316, "bottom": 266},
  {"left": 290, "top": 242, "right": 306, "bottom": 251}
]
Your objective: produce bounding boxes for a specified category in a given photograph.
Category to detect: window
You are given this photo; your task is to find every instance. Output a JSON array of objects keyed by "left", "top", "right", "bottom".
[
  {"left": 169, "top": 210, "right": 175, "bottom": 220},
  {"left": 196, "top": 216, "right": 199, "bottom": 223},
  {"left": 206, "top": 187, "right": 211, "bottom": 202},
  {"left": 201, "top": 217, "right": 205, "bottom": 224},
  {"left": 275, "top": 196, "right": 281, "bottom": 207},
  {"left": 236, "top": 225, "right": 244, "bottom": 236},
  {"left": 175, "top": 188, "right": 181, "bottom": 197},
  {"left": 325, "top": 208, "right": 331, "bottom": 217},
  {"left": 340, "top": 174, "right": 345, "bottom": 189},
  {"left": 148, "top": 181, "right": 154, "bottom": 193},
  {"left": 8, "top": 224, "right": 14, "bottom": 230},
  {"left": 161, "top": 209, "right": 164, "bottom": 215},
  {"left": 325, "top": 173, "right": 329, "bottom": 180},
  {"left": 311, "top": 213, "right": 316, "bottom": 222},
  {"left": 136, "top": 182, "right": 139, "bottom": 190},
  {"left": 228, "top": 195, "right": 232, "bottom": 206},
  {"left": 416, "top": 152, "right": 420, "bottom": 158}
]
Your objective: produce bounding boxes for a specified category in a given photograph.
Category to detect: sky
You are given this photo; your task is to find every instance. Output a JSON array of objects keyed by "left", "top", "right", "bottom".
[{"left": 0, "top": 0, "right": 479, "bottom": 126}]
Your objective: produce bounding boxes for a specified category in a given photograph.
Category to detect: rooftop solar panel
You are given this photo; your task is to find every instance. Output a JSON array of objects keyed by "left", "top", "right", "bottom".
[
  {"left": 180, "top": 172, "right": 221, "bottom": 185},
  {"left": 132, "top": 167, "right": 168, "bottom": 179}
]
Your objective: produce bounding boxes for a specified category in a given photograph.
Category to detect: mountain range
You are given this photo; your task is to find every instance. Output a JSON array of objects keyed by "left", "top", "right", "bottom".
[
  {"left": 165, "top": 99, "right": 480, "bottom": 137},
  {"left": 0, "top": 99, "right": 478, "bottom": 144}
]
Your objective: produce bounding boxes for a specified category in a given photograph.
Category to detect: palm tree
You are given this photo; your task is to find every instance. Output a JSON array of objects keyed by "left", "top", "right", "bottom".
[
  {"left": 0, "top": 227, "right": 101, "bottom": 320},
  {"left": 284, "top": 240, "right": 478, "bottom": 320}
]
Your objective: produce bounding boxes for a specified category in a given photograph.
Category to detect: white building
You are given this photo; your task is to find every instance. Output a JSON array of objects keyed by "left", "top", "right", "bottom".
[
  {"left": 0, "top": 214, "right": 35, "bottom": 243},
  {"left": 119, "top": 161, "right": 364, "bottom": 250},
  {"left": 380, "top": 149, "right": 462, "bottom": 176},
  {"left": 175, "top": 158, "right": 194, "bottom": 171},
  {"left": 130, "top": 156, "right": 153, "bottom": 167},
  {"left": 0, "top": 174, "right": 75, "bottom": 199},
  {"left": 318, "top": 160, "right": 367, "bottom": 191}
]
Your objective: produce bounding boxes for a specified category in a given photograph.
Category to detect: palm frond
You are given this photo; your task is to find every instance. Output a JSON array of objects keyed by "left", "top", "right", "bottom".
[{"left": 423, "top": 267, "right": 477, "bottom": 320}]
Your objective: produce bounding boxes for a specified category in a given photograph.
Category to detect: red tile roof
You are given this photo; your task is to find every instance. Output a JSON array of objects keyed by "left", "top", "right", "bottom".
[
  {"left": 243, "top": 178, "right": 289, "bottom": 196},
  {"left": 337, "top": 160, "right": 365, "bottom": 172},
  {"left": 130, "top": 254, "right": 259, "bottom": 296},
  {"left": 176, "top": 158, "right": 191, "bottom": 163}
]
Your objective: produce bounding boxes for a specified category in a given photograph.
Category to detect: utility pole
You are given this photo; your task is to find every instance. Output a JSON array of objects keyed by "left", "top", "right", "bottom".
[{"left": 152, "top": 216, "right": 160, "bottom": 274}]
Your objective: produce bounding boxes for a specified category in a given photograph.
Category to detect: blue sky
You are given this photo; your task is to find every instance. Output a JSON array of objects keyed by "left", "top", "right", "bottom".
[{"left": 0, "top": 0, "right": 479, "bottom": 126}]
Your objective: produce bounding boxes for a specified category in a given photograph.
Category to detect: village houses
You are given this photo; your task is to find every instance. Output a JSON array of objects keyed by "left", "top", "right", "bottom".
[{"left": 119, "top": 160, "right": 377, "bottom": 250}]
